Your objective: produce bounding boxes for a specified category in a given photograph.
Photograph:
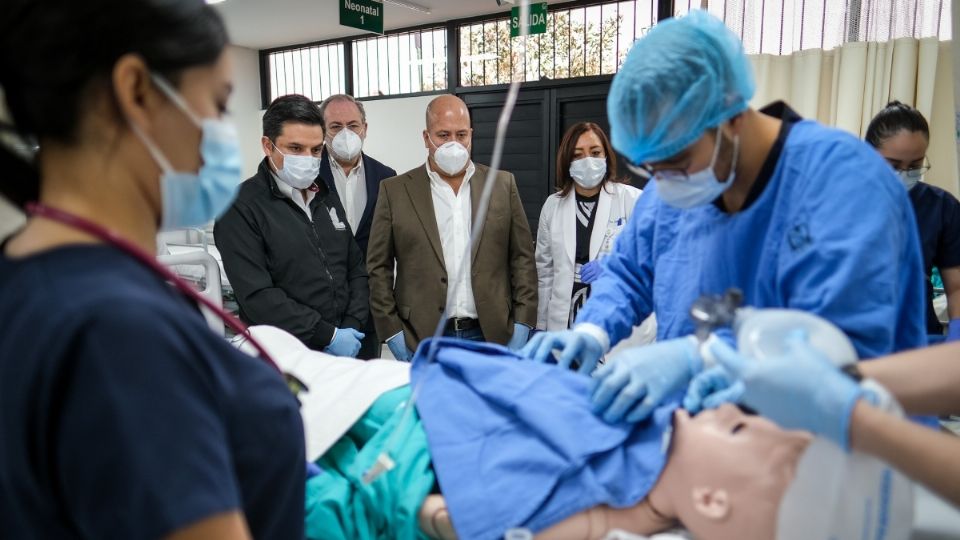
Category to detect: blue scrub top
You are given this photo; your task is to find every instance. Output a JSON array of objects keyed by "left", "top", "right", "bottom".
[
  {"left": 0, "top": 245, "right": 306, "bottom": 539},
  {"left": 579, "top": 104, "right": 927, "bottom": 359},
  {"left": 908, "top": 182, "right": 960, "bottom": 334}
]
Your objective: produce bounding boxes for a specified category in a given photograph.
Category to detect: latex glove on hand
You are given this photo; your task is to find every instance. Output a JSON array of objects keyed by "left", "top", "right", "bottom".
[
  {"left": 580, "top": 258, "right": 605, "bottom": 284},
  {"left": 506, "top": 323, "right": 531, "bottom": 350},
  {"left": 709, "top": 330, "right": 866, "bottom": 450},
  {"left": 683, "top": 365, "right": 744, "bottom": 414},
  {"left": 325, "top": 328, "right": 364, "bottom": 357},
  {"left": 591, "top": 336, "right": 702, "bottom": 423},
  {"left": 948, "top": 319, "right": 960, "bottom": 342},
  {"left": 387, "top": 331, "right": 414, "bottom": 362},
  {"left": 520, "top": 330, "right": 605, "bottom": 374}
]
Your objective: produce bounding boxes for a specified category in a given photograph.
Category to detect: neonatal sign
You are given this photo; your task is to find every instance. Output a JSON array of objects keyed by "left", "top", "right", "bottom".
[
  {"left": 340, "top": 0, "right": 383, "bottom": 34},
  {"left": 510, "top": 2, "right": 548, "bottom": 38}
]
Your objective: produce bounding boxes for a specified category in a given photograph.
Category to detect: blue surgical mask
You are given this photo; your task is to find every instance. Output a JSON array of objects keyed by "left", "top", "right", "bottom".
[
  {"left": 897, "top": 169, "right": 922, "bottom": 191},
  {"left": 656, "top": 132, "right": 739, "bottom": 209},
  {"left": 130, "top": 74, "right": 242, "bottom": 230}
]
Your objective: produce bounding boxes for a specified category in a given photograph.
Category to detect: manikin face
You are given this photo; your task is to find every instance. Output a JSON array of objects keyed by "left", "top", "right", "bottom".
[{"left": 652, "top": 404, "right": 812, "bottom": 540}]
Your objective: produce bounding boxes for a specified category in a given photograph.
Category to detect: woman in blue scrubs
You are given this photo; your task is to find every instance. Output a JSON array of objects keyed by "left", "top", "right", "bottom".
[
  {"left": 0, "top": 1, "right": 304, "bottom": 539},
  {"left": 866, "top": 101, "right": 960, "bottom": 342},
  {"left": 522, "top": 11, "right": 927, "bottom": 425}
]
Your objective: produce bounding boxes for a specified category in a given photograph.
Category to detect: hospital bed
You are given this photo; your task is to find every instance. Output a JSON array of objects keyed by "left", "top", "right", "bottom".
[{"left": 157, "top": 228, "right": 237, "bottom": 336}]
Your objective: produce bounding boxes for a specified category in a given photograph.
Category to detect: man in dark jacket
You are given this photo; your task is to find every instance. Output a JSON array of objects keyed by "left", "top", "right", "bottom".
[
  {"left": 317, "top": 94, "right": 396, "bottom": 358},
  {"left": 215, "top": 95, "right": 368, "bottom": 357}
]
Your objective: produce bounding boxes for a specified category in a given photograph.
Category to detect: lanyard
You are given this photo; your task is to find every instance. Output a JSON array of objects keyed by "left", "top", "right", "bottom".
[{"left": 25, "top": 202, "right": 282, "bottom": 374}]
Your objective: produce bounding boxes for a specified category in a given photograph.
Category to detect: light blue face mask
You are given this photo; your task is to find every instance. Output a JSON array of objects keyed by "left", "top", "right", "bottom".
[
  {"left": 897, "top": 169, "right": 923, "bottom": 192},
  {"left": 130, "top": 74, "right": 242, "bottom": 230},
  {"left": 655, "top": 131, "right": 740, "bottom": 209}
]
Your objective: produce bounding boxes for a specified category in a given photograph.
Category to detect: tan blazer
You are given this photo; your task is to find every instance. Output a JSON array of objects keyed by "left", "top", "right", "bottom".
[{"left": 367, "top": 163, "right": 538, "bottom": 351}]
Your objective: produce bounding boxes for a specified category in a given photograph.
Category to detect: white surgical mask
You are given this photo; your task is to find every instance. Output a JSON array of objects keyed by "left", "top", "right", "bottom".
[
  {"left": 569, "top": 157, "right": 607, "bottom": 189},
  {"left": 330, "top": 128, "right": 363, "bottom": 162},
  {"left": 429, "top": 136, "right": 470, "bottom": 176},
  {"left": 656, "top": 132, "right": 739, "bottom": 209},
  {"left": 271, "top": 144, "right": 320, "bottom": 190},
  {"left": 897, "top": 169, "right": 923, "bottom": 191}
]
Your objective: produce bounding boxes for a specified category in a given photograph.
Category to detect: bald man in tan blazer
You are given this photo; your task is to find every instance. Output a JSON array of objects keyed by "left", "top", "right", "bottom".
[{"left": 367, "top": 95, "right": 538, "bottom": 359}]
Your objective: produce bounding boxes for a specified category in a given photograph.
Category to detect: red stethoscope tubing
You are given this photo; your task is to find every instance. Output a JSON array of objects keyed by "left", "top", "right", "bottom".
[{"left": 25, "top": 202, "right": 281, "bottom": 374}]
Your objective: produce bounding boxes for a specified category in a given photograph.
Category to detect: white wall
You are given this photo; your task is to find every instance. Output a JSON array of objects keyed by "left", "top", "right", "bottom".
[
  {"left": 361, "top": 94, "right": 436, "bottom": 174},
  {"left": 228, "top": 45, "right": 269, "bottom": 177}
]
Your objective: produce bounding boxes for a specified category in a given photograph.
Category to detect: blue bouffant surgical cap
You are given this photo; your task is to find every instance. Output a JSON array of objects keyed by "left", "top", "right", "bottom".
[{"left": 608, "top": 10, "right": 756, "bottom": 164}]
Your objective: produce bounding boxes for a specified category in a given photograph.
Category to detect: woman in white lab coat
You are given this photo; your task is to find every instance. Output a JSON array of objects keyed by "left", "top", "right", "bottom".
[{"left": 536, "top": 122, "right": 655, "bottom": 346}]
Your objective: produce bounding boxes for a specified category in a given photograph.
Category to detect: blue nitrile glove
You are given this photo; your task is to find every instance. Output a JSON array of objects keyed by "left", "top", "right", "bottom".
[
  {"left": 710, "top": 330, "right": 865, "bottom": 450},
  {"left": 506, "top": 323, "right": 531, "bottom": 350},
  {"left": 520, "top": 330, "right": 605, "bottom": 374},
  {"left": 591, "top": 336, "right": 702, "bottom": 424},
  {"left": 325, "top": 328, "right": 365, "bottom": 357},
  {"left": 580, "top": 258, "right": 604, "bottom": 284},
  {"left": 387, "top": 332, "right": 414, "bottom": 362},
  {"left": 683, "top": 365, "right": 745, "bottom": 414},
  {"left": 948, "top": 319, "right": 960, "bottom": 342}
]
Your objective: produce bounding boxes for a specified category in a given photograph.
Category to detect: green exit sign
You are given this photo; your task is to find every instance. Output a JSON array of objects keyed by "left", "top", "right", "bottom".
[
  {"left": 511, "top": 2, "right": 548, "bottom": 37},
  {"left": 340, "top": 0, "right": 383, "bottom": 34}
]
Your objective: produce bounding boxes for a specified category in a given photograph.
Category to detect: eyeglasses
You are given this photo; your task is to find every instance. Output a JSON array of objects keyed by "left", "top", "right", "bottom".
[
  {"left": 894, "top": 159, "right": 931, "bottom": 178},
  {"left": 326, "top": 123, "right": 364, "bottom": 135},
  {"left": 626, "top": 132, "right": 725, "bottom": 182},
  {"left": 627, "top": 161, "right": 692, "bottom": 182}
]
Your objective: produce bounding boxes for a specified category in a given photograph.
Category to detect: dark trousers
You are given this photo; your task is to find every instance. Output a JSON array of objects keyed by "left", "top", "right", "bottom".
[{"left": 357, "top": 316, "right": 379, "bottom": 360}]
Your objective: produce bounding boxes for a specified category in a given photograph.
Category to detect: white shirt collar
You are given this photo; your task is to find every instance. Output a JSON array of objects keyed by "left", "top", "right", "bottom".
[
  {"left": 270, "top": 170, "right": 317, "bottom": 212},
  {"left": 330, "top": 154, "right": 364, "bottom": 177}
]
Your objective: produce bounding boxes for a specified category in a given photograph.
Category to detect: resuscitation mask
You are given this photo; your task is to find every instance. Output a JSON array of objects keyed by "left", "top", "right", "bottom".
[
  {"left": 655, "top": 131, "right": 739, "bottom": 209},
  {"left": 329, "top": 128, "right": 363, "bottom": 162},
  {"left": 569, "top": 157, "right": 607, "bottom": 189},
  {"left": 270, "top": 144, "right": 321, "bottom": 190},
  {"left": 130, "top": 74, "right": 242, "bottom": 230},
  {"left": 897, "top": 169, "right": 923, "bottom": 191},
  {"left": 429, "top": 136, "right": 471, "bottom": 176}
]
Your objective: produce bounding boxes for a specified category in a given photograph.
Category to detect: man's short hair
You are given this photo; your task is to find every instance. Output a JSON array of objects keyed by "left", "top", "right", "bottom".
[
  {"left": 262, "top": 94, "right": 324, "bottom": 141},
  {"left": 318, "top": 94, "right": 367, "bottom": 129}
]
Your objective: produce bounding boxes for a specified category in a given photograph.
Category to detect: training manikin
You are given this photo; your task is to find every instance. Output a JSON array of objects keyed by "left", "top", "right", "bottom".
[{"left": 240, "top": 327, "right": 911, "bottom": 540}]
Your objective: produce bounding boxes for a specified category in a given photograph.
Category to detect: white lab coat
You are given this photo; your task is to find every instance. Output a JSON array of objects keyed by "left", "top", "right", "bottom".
[{"left": 535, "top": 182, "right": 656, "bottom": 349}]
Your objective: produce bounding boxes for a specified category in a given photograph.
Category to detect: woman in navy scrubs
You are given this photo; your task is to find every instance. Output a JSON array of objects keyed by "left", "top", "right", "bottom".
[
  {"left": 867, "top": 101, "right": 960, "bottom": 343},
  {"left": 0, "top": 1, "right": 305, "bottom": 539}
]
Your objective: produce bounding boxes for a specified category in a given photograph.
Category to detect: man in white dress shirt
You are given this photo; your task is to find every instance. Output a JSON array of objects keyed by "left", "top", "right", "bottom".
[
  {"left": 367, "top": 94, "right": 538, "bottom": 361},
  {"left": 317, "top": 94, "right": 397, "bottom": 359}
]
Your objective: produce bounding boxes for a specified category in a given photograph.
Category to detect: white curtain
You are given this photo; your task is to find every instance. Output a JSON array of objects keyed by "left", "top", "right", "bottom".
[{"left": 747, "top": 38, "right": 959, "bottom": 196}]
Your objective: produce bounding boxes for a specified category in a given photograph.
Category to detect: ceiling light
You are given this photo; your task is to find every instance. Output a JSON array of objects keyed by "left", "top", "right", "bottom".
[
  {"left": 205, "top": 0, "right": 227, "bottom": 4},
  {"left": 379, "top": 0, "right": 431, "bottom": 14}
]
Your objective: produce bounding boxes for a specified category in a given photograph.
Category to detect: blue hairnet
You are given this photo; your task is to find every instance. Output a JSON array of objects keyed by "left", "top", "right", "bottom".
[{"left": 608, "top": 10, "right": 756, "bottom": 164}]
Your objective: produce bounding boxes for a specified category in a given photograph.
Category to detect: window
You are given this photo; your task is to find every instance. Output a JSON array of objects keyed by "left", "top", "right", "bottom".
[
  {"left": 674, "top": 0, "right": 952, "bottom": 55},
  {"left": 458, "top": 1, "right": 656, "bottom": 87},
  {"left": 265, "top": 43, "right": 346, "bottom": 102},
  {"left": 352, "top": 27, "right": 448, "bottom": 98}
]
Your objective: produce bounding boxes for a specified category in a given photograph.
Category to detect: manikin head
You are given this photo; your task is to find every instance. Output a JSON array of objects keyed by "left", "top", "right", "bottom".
[
  {"left": 648, "top": 404, "right": 811, "bottom": 540},
  {"left": 646, "top": 401, "right": 912, "bottom": 540}
]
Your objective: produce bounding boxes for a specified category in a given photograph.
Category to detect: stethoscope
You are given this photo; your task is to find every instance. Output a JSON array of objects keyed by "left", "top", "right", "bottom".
[{"left": 25, "top": 202, "right": 291, "bottom": 382}]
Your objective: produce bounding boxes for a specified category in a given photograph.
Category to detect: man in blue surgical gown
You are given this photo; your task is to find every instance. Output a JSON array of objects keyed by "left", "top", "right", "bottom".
[{"left": 522, "top": 10, "right": 926, "bottom": 424}]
